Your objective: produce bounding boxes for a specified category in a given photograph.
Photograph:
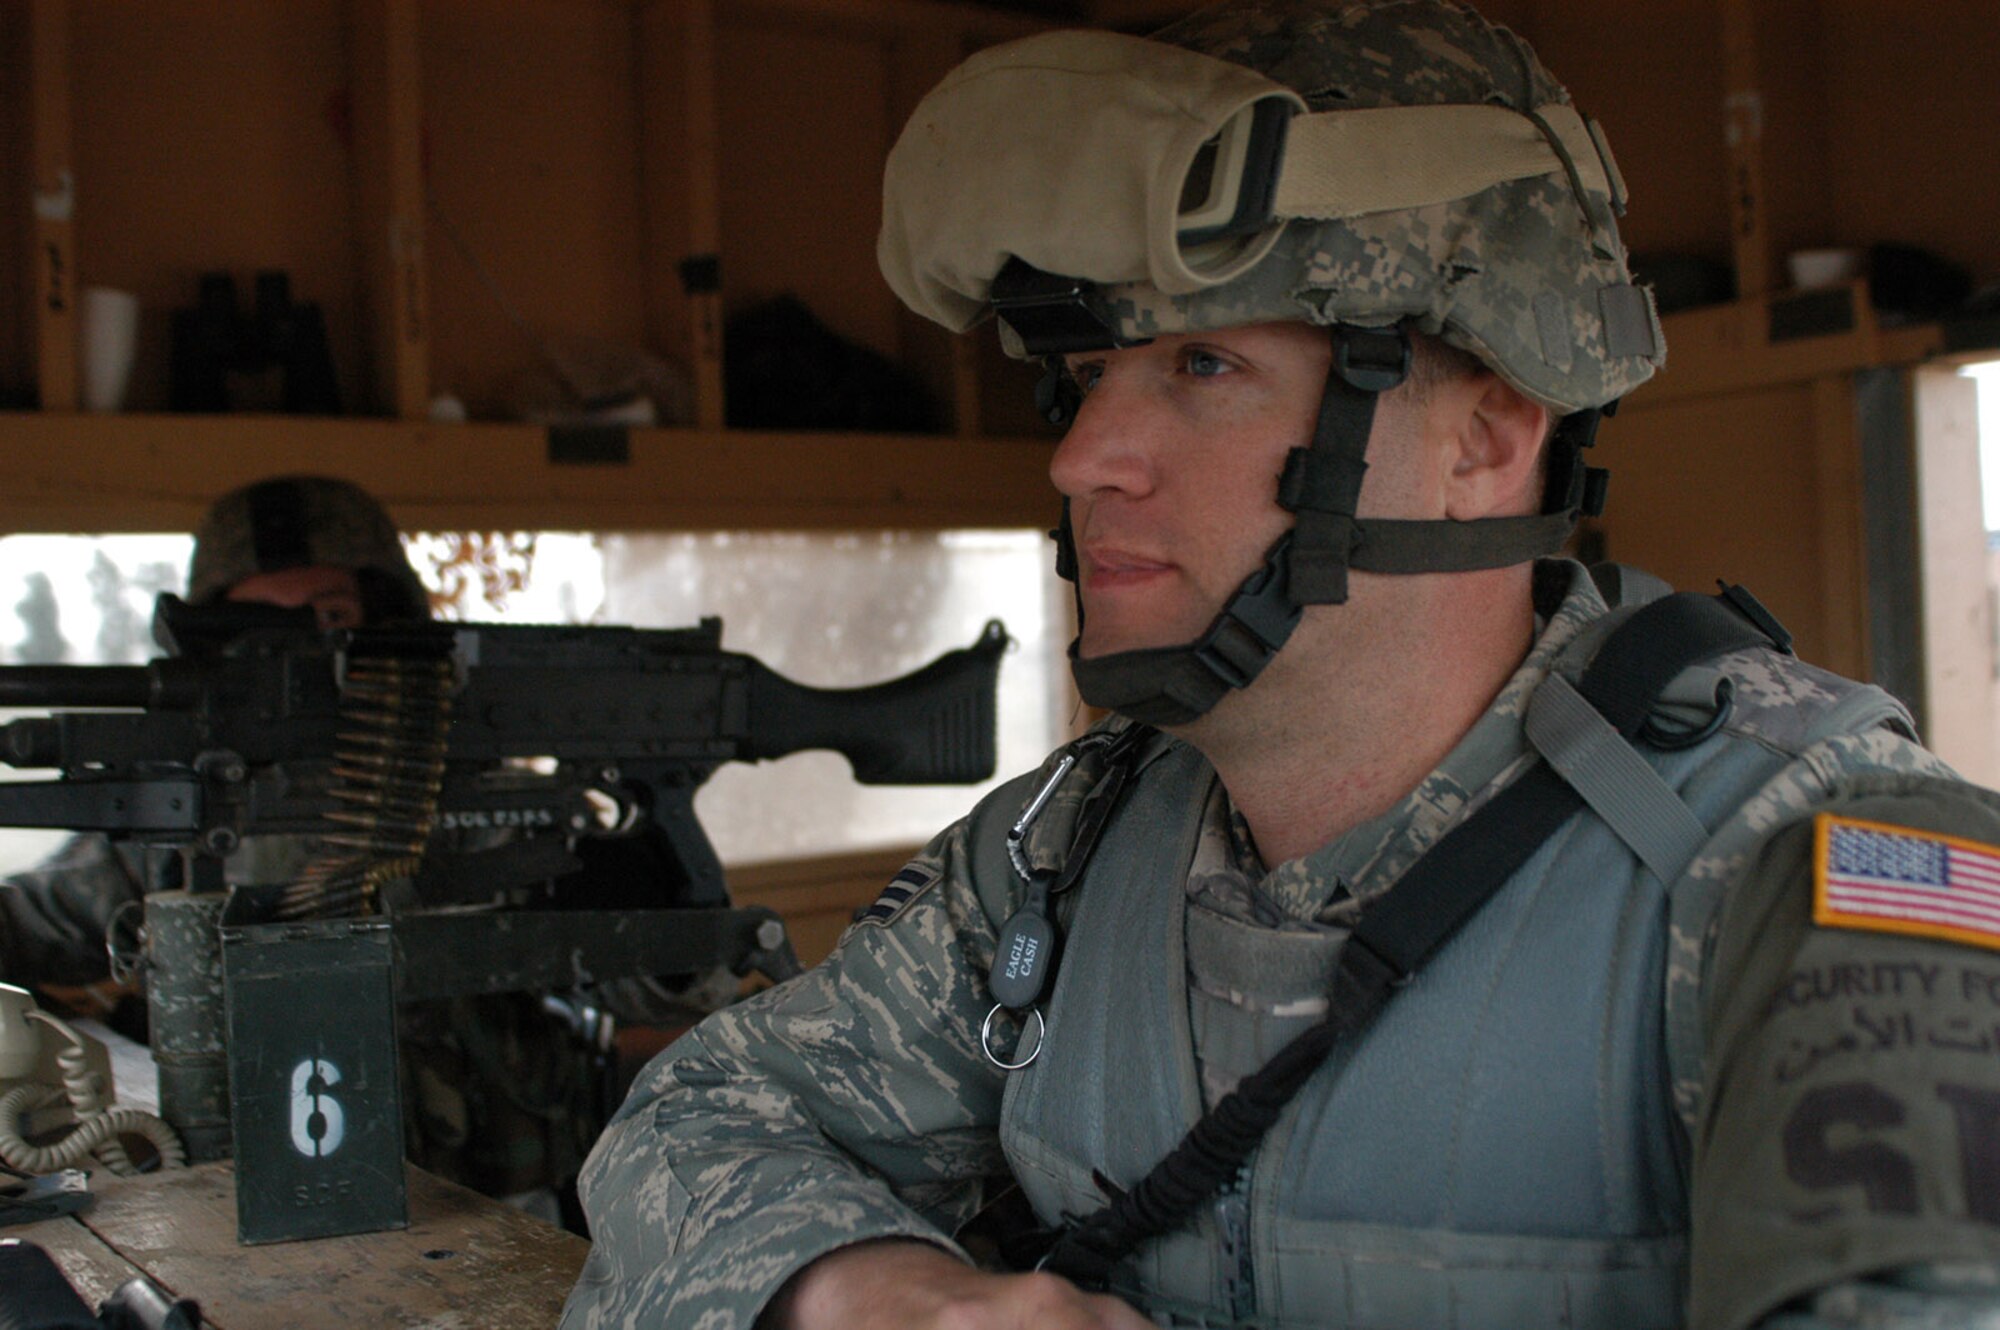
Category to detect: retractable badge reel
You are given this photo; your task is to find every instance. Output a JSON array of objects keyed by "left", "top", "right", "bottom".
[{"left": 981, "top": 751, "right": 1079, "bottom": 1071}]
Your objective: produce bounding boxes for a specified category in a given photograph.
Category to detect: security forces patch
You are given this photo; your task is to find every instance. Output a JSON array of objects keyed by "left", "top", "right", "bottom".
[
  {"left": 853, "top": 863, "right": 941, "bottom": 928},
  {"left": 1814, "top": 812, "right": 2000, "bottom": 953}
]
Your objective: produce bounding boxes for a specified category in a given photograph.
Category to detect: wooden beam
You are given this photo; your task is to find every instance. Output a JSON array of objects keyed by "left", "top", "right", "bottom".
[
  {"left": 1625, "top": 282, "right": 1945, "bottom": 410},
  {"left": 1808, "top": 374, "right": 1869, "bottom": 681},
  {"left": 887, "top": 24, "right": 982, "bottom": 436},
  {"left": 673, "top": 0, "right": 726, "bottom": 431},
  {"left": 728, "top": 0, "right": 1045, "bottom": 41},
  {"left": 29, "top": 0, "right": 76, "bottom": 412},
  {"left": 1720, "top": 0, "right": 1771, "bottom": 299},
  {"left": 0, "top": 414, "right": 1059, "bottom": 533},
  {"left": 348, "top": 0, "right": 430, "bottom": 419}
]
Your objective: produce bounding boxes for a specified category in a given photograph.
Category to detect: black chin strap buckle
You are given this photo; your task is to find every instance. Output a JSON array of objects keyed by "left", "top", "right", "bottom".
[
  {"left": 1333, "top": 325, "right": 1412, "bottom": 394},
  {"left": 1188, "top": 538, "right": 1303, "bottom": 690}
]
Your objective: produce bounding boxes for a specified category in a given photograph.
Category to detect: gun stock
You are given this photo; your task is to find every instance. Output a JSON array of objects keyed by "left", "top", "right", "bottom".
[{"left": 740, "top": 619, "right": 1008, "bottom": 784}]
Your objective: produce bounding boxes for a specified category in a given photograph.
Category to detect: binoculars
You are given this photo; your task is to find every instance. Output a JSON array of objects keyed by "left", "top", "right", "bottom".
[{"left": 168, "top": 270, "right": 341, "bottom": 414}]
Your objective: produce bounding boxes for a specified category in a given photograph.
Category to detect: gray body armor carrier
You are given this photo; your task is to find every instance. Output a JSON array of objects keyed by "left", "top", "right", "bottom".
[{"left": 988, "top": 596, "right": 1911, "bottom": 1328}]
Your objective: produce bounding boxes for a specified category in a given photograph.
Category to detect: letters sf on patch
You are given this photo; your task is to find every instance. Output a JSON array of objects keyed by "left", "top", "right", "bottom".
[{"left": 1815, "top": 813, "right": 2000, "bottom": 952}]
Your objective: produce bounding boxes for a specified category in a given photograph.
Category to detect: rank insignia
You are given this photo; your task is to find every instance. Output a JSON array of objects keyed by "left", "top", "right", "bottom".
[{"left": 854, "top": 863, "right": 939, "bottom": 927}]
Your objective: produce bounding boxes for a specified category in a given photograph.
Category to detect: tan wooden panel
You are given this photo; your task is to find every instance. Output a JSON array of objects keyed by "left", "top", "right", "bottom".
[
  {"left": 671, "top": 0, "right": 726, "bottom": 430},
  {"left": 29, "top": 1162, "right": 586, "bottom": 1330},
  {"left": 0, "top": 5, "right": 29, "bottom": 406},
  {"left": 1626, "top": 284, "right": 1920, "bottom": 409},
  {"left": 1719, "top": 0, "right": 1772, "bottom": 298},
  {"left": 634, "top": 0, "right": 697, "bottom": 385},
  {"left": 420, "top": 0, "right": 649, "bottom": 420},
  {"left": 30, "top": 0, "right": 77, "bottom": 413},
  {"left": 1912, "top": 366, "right": 1995, "bottom": 782},
  {"left": 0, "top": 413, "right": 1059, "bottom": 534},
  {"left": 68, "top": 0, "right": 358, "bottom": 415},
  {"left": 349, "top": 0, "right": 431, "bottom": 420},
  {"left": 735, "top": 0, "right": 1043, "bottom": 41},
  {"left": 1596, "top": 381, "right": 1846, "bottom": 672},
  {"left": 732, "top": 842, "right": 917, "bottom": 966},
  {"left": 1515, "top": 0, "right": 1729, "bottom": 269},
  {"left": 1808, "top": 374, "right": 1870, "bottom": 682},
  {"left": 715, "top": 15, "right": 898, "bottom": 360},
  {"left": 1821, "top": 1, "right": 2000, "bottom": 291},
  {"left": 887, "top": 24, "right": 974, "bottom": 434}
]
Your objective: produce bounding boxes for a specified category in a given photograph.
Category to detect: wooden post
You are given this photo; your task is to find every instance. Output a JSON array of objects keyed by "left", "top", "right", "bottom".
[
  {"left": 1720, "top": 0, "right": 1772, "bottom": 299},
  {"left": 349, "top": 0, "right": 430, "bottom": 419},
  {"left": 676, "top": 0, "right": 726, "bottom": 431},
  {"left": 887, "top": 25, "right": 982, "bottom": 436},
  {"left": 1809, "top": 374, "right": 1869, "bottom": 681},
  {"left": 29, "top": 0, "right": 77, "bottom": 412}
]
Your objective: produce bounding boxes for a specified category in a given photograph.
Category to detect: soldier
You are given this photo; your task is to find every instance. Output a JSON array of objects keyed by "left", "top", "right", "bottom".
[
  {"left": 0, "top": 476, "right": 430, "bottom": 991},
  {"left": 0, "top": 476, "right": 727, "bottom": 1226},
  {"left": 564, "top": 3, "right": 2000, "bottom": 1328}
]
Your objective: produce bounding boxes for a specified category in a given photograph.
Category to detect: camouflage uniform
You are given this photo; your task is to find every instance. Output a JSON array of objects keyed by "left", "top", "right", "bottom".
[
  {"left": 567, "top": 2, "right": 2000, "bottom": 1324},
  {"left": 562, "top": 562, "right": 2000, "bottom": 1329}
]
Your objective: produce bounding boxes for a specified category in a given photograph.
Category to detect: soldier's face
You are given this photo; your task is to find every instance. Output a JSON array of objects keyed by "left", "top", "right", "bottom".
[
  {"left": 225, "top": 565, "right": 366, "bottom": 631},
  {"left": 1052, "top": 322, "right": 1347, "bottom": 659}
]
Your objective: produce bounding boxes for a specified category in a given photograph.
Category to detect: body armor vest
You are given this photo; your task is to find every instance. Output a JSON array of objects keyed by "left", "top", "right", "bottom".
[{"left": 991, "top": 647, "right": 1910, "bottom": 1329}]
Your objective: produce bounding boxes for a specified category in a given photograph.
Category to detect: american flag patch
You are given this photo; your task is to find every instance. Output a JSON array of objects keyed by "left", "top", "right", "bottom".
[{"left": 1814, "top": 813, "right": 2000, "bottom": 952}]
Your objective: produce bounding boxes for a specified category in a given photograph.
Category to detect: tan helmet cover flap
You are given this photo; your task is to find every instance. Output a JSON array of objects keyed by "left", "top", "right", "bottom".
[
  {"left": 881, "top": 30, "right": 1622, "bottom": 345},
  {"left": 879, "top": 31, "right": 1304, "bottom": 332}
]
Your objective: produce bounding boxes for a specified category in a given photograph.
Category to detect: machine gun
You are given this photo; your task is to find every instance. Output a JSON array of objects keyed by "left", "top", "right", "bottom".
[
  {"left": 0, "top": 597, "right": 1008, "bottom": 1228},
  {"left": 0, "top": 596, "right": 1005, "bottom": 911}
]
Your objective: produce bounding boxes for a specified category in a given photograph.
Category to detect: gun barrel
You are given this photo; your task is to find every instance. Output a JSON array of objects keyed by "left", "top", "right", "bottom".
[{"left": 0, "top": 665, "right": 160, "bottom": 709}]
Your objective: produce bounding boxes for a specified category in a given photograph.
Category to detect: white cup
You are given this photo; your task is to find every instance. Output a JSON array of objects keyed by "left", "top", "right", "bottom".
[
  {"left": 1786, "top": 248, "right": 1863, "bottom": 292},
  {"left": 78, "top": 286, "right": 141, "bottom": 412}
]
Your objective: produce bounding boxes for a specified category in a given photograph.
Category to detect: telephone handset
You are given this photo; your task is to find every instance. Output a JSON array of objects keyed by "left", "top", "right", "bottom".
[{"left": 0, "top": 982, "right": 184, "bottom": 1175}]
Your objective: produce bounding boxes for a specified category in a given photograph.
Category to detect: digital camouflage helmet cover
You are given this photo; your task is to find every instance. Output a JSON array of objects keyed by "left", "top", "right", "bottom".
[{"left": 188, "top": 475, "right": 431, "bottom": 623}]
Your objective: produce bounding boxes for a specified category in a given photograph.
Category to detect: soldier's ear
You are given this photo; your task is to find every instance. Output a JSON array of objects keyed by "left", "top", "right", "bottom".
[{"left": 1444, "top": 374, "right": 1548, "bottom": 521}]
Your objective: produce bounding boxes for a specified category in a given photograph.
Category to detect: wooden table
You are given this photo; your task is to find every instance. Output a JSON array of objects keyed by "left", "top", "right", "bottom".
[{"left": 14, "top": 1160, "right": 591, "bottom": 1327}]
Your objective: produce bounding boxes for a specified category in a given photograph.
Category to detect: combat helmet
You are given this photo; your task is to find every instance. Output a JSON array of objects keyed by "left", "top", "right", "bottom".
[
  {"left": 879, "top": 0, "right": 1664, "bottom": 725},
  {"left": 187, "top": 475, "right": 431, "bottom": 623}
]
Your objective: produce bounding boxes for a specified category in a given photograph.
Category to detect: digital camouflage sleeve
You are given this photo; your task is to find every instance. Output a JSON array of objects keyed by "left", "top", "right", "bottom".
[
  {"left": 558, "top": 764, "right": 1051, "bottom": 1330},
  {"left": 0, "top": 833, "right": 146, "bottom": 986},
  {"left": 1694, "top": 769, "right": 2000, "bottom": 1330}
]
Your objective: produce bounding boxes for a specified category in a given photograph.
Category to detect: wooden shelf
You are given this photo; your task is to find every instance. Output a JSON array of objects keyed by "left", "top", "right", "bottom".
[
  {"left": 1625, "top": 281, "right": 1945, "bottom": 411},
  {"left": 0, "top": 413, "right": 1059, "bottom": 533}
]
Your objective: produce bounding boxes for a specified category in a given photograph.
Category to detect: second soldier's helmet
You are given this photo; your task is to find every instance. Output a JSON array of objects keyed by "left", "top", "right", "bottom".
[
  {"left": 879, "top": 0, "right": 1662, "bottom": 416},
  {"left": 187, "top": 475, "right": 431, "bottom": 623}
]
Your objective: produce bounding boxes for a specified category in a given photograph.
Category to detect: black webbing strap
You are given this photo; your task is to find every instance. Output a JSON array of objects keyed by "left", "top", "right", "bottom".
[
  {"left": 1281, "top": 330, "right": 1397, "bottom": 605},
  {"left": 1345, "top": 511, "right": 1580, "bottom": 574},
  {"left": 1034, "top": 589, "right": 1781, "bottom": 1287}
]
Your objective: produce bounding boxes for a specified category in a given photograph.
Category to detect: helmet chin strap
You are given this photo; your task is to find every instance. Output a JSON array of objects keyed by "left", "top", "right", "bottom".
[{"left": 1051, "top": 324, "right": 1606, "bottom": 728}]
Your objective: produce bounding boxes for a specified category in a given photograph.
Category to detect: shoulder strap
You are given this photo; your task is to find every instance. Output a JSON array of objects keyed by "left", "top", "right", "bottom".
[
  {"left": 1587, "top": 561, "right": 1673, "bottom": 609},
  {"left": 1035, "top": 587, "right": 1785, "bottom": 1288}
]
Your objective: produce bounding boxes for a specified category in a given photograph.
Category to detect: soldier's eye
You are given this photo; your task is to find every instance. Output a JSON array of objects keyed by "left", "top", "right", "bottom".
[
  {"left": 1069, "top": 362, "right": 1103, "bottom": 395},
  {"left": 314, "top": 598, "right": 364, "bottom": 630},
  {"left": 1182, "top": 348, "right": 1230, "bottom": 378}
]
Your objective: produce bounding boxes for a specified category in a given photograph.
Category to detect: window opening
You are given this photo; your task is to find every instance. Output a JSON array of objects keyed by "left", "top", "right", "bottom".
[{"left": 0, "top": 529, "right": 1071, "bottom": 872}]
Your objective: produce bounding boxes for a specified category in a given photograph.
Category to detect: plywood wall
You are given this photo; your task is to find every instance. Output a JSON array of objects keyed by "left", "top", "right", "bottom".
[
  {"left": 0, "top": 5, "right": 29, "bottom": 410},
  {"left": 1520, "top": 0, "right": 1997, "bottom": 288},
  {"left": 63, "top": 1, "right": 361, "bottom": 413}
]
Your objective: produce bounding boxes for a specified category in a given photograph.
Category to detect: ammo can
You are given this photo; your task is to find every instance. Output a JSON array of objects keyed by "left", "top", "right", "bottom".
[{"left": 220, "top": 886, "right": 407, "bottom": 1244}]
